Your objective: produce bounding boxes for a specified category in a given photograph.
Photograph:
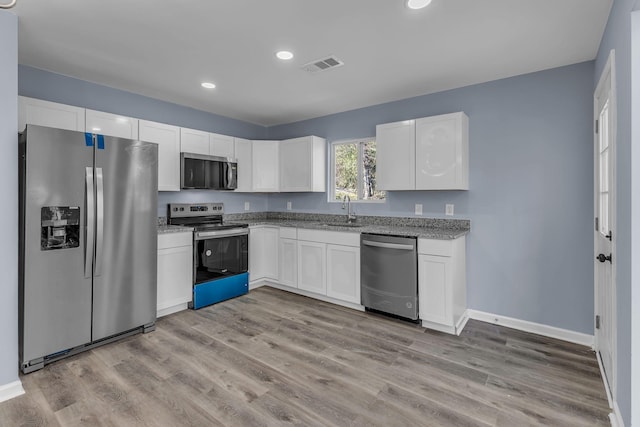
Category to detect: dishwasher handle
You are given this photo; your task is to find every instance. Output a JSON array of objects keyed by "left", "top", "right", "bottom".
[{"left": 362, "top": 239, "right": 415, "bottom": 251}]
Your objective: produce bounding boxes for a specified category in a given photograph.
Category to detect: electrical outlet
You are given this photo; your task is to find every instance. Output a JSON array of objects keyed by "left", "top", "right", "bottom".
[
  {"left": 415, "top": 204, "right": 423, "bottom": 215},
  {"left": 287, "top": 201, "right": 292, "bottom": 211},
  {"left": 244, "top": 202, "right": 250, "bottom": 211},
  {"left": 445, "top": 204, "right": 454, "bottom": 216}
]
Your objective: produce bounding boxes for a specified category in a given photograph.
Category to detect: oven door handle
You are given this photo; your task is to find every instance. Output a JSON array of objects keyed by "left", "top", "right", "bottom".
[{"left": 195, "top": 228, "right": 249, "bottom": 240}]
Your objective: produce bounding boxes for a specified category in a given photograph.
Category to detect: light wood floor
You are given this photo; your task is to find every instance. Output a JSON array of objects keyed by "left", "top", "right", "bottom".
[{"left": 1, "top": 286, "right": 610, "bottom": 426}]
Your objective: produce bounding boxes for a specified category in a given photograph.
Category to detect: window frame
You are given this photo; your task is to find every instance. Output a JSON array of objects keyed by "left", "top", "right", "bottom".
[{"left": 328, "top": 137, "right": 386, "bottom": 203}]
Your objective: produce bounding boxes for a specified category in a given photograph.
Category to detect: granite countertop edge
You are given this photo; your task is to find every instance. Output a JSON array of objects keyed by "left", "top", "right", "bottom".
[
  {"left": 157, "top": 225, "right": 194, "bottom": 234},
  {"left": 227, "top": 219, "right": 469, "bottom": 240}
]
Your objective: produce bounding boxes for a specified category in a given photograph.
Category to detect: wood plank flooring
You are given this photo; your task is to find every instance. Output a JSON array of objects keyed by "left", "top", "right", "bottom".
[{"left": 0, "top": 287, "right": 610, "bottom": 426}]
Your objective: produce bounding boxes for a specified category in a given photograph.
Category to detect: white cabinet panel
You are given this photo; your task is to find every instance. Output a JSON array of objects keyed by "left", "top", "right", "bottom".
[
  {"left": 326, "top": 244, "right": 360, "bottom": 304},
  {"left": 180, "top": 128, "right": 210, "bottom": 155},
  {"left": 85, "top": 109, "right": 138, "bottom": 139},
  {"left": 418, "top": 236, "right": 466, "bottom": 335},
  {"left": 19, "top": 96, "right": 85, "bottom": 132},
  {"left": 157, "top": 233, "right": 192, "bottom": 317},
  {"left": 279, "top": 237, "right": 298, "bottom": 287},
  {"left": 139, "top": 120, "right": 180, "bottom": 192},
  {"left": 279, "top": 136, "right": 326, "bottom": 192},
  {"left": 234, "top": 138, "right": 253, "bottom": 192},
  {"left": 415, "top": 112, "right": 468, "bottom": 190},
  {"left": 297, "top": 241, "right": 326, "bottom": 295},
  {"left": 376, "top": 119, "right": 415, "bottom": 190},
  {"left": 252, "top": 140, "right": 279, "bottom": 192},
  {"left": 210, "top": 133, "right": 235, "bottom": 158},
  {"left": 418, "top": 254, "right": 451, "bottom": 325},
  {"left": 249, "top": 226, "right": 279, "bottom": 282}
]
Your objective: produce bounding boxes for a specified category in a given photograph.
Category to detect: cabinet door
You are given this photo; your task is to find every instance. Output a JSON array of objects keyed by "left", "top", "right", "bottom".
[
  {"left": 297, "top": 241, "right": 326, "bottom": 295},
  {"left": 210, "top": 133, "right": 235, "bottom": 158},
  {"left": 249, "top": 227, "right": 264, "bottom": 281},
  {"left": 85, "top": 109, "right": 138, "bottom": 139},
  {"left": 326, "top": 244, "right": 360, "bottom": 304},
  {"left": 262, "top": 227, "right": 280, "bottom": 280},
  {"left": 234, "top": 138, "right": 252, "bottom": 192},
  {"left": 157, "top": 245, "right": 193, "bottom": 315},
  {"left": 180, "top": 128, "right": 210, "bottom": 155},
  {"left": 139, "top": 120, "right": 180, "bottom": 191},
  {"left": 280, "top": 137, "right": 312, "bottom": 192},
  {"left": 418, "top": 254, "right": 452, "bottom": 326},
  {"left": 252, "top": 140, "right": 279, "bottom": 192},
  {"left": 19, "top": 96, "right": 85, "bottom": 132},
  {"left": 279, "top": 238, "right": 298, "bottom": 287},
  {"left": 415, "top": 112, "right": 468, "bottom": 190},
  {"left": 376, "top": 120, "right": 415, "bottom": 190}
]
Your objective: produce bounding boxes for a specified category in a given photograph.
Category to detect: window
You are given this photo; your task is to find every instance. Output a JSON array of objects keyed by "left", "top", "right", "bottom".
[{"left": 330, "top": 139, "right": 385, "bottom": 202}]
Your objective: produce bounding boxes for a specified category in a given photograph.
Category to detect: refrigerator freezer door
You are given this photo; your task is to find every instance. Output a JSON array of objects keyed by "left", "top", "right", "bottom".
[
  {"left": 21, "top": 126, "right": 93, "bottom": 364},
  {"left": 92, "top": 136, "right": 158, "bottom": 340}
]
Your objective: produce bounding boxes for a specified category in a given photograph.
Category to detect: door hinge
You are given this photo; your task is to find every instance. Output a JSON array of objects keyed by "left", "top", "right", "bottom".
[
  {"left": 595, "top": 217, "right": 599, "bottom": 232},
  {"left": 596, "top": 315, "right": 601, "bottom": 330},
  {"left": 595, "top": 119, "right": 599, "bottom": 134}
]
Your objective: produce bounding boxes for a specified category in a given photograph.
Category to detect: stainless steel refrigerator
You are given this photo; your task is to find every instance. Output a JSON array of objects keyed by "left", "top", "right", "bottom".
[{"left": 19, "top": 124, "right": 158, "bottom": 373}]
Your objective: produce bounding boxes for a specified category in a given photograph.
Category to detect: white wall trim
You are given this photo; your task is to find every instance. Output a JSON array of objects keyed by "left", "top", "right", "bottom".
[
  {"left": 467, "top": 309, "right": 594, "bottom": 347},
  {"left": 610, "top": 400, "right": 625, "bottom": 427},
  {"left": 0, "top": 380, "right": 24, "bottom": 403}
]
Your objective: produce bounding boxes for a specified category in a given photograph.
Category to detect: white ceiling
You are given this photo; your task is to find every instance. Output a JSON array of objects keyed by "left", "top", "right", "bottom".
[{"left": 12, "top": 0, "right": 612, "bottom": 126}]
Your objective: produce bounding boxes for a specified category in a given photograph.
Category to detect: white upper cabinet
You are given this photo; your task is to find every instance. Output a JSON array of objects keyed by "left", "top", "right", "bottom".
[
  {"left": 210, "top": 133, "right": 235, "bottom": 158},
  {"left": 19, "top": 96, "right": 85, "bottom": 132},
  {"left": 376, "top": 119, "right": 415, "bottom": 191},
  {"left": 376, "top": 112, "right": 469, "bottom": 191},
  {"left": 234, "top": 138, "right": 253, "bottom": 192},
  {"left": 181, "top": 128, "right": 235, "bottom": 158},
  {"left": 180, "top": 128, "right": 209, "bottom": 155},
  {"left": 85, "top": 109, "right": 138, "bottom": 139},
  {"left": 252, "top": 140, "right": 280, "bottom": 192},
  {"left": 139, "top": 120, "right": 181, "bottom": 192},
  {"left": 279, "top": 136, "right": 326, "bottom": 193},
  {"left": 415, "top": 112, "right": 468, "bottom": 190}
]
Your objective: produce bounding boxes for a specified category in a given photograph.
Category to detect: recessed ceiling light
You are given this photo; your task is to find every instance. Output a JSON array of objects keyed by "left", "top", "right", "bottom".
[
  {"left": 276, "top": 50, "right": 294, "bottom": 60},
  {"left": 406, "top": 0, "right": 432, "bottom": 10},
  {"left": 201, "top": 82, "right": 216, "bottom": 89}
]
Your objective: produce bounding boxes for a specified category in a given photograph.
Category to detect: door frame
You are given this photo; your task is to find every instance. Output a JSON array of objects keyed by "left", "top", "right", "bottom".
[{"left": 593, "top": 49, "right": 617, "bottom": 404}]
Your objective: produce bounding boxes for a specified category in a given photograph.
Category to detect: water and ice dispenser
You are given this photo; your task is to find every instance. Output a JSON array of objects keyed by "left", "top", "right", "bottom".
[{"left": 40, "top": 206, "right": 80, "bottom": 250}]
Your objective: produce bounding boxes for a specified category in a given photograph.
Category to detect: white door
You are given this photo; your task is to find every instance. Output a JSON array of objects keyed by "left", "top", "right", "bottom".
[
  {"left": 297, "top": 241, "right": 326, "bottom": 295},
  {"left": 326, "top": 244, "right": 360, "bottom": 304},
  {"left": 85, "top": 109, "right": 138, "bottom": 139},
  {"left": 234, "top": 138, "right": 253, "bottom": 192},
  {"left": 375, "top": 120, "right": 415, "bottom": 190},
  {"left": 594, "top": 51, "right": 616, "bottom": 398},
  {"left": 279, "top": 238, "right": 298, "bottom": 287},
  {"left": 18, "top": 96, "right": 86, "bottom": 132},
  {"left": 139, "top": 120, "right": 181, "bottom": 191}
]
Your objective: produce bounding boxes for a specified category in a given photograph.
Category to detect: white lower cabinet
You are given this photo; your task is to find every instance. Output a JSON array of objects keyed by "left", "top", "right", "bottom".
[
  {"left": 249, "top": 226, "right": 279, "bottom": 285},
  {"left": 157, "top": 232, "right": 193, "bottom": 317},
  {"left": 297, "top": 240, "right": 327, "bottom": 295},
  {"left": 326, "top": 244, "right": 360, "bottom": 304},
  {"left": 418, "top": 236, "right": 467, "bottom": 335},
  {"left": 279, "top": 227, "right": 298, "bottom": 287}
]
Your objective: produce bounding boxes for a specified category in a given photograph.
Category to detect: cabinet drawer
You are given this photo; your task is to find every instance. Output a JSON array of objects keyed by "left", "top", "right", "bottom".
[
  {"left": 418, "top": 238, "right": 454, "bottom": 256},
  {"left": 297, "top": 229, "right": 359, "bottom": 246},
  {"left": 279, "top": 227, "right": 297, "bottom": 239},
  {"left": 158, "top": 232, "right": 192, "bottom": 250}
]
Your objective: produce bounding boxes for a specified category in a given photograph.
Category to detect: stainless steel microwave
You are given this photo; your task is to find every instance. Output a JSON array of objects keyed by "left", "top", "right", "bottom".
[{"left": 180, "top": 152, "right": 238, "bottom": 190}]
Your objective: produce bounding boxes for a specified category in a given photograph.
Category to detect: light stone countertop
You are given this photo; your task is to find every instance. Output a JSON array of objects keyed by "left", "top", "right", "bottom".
[{"left": 157, "top": 225, "right": 194, "bottom": 235}]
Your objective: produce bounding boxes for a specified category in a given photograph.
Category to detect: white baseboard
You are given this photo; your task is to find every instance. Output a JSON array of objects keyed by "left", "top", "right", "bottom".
[
  {"left": 0, "top": 380, "right": 24, "bottom": 403},
  {"left": 466, "top": 309, "right": 594, "bottom": 348},
  {"left": 609, "top": 400, "right": 625, "bottom": 427},
  {"left": 263, "top": 281, "right": 365, "bottom": 312},
  {"left": 157, "top": 302, "right": 188, "bottom": 318}
]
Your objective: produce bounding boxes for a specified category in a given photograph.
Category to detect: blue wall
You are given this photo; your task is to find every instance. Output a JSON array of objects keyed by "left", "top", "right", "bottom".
[
  {"left": 0, "top": 10, "right": 19, "bottom": 387},
  {"left": 595, "top": 0, "right": 640, "bottom": 424},
  {"left": 19, "top": 65, "right": 268, "bottom": 141},
  {"left": 269, "top": 62, "right": 596, "bottom": 335}
]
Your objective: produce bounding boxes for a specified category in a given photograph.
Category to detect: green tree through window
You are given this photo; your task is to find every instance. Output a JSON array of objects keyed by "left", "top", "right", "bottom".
[{"left": 332, "top": 139, "right": 385, "bottom": 201}]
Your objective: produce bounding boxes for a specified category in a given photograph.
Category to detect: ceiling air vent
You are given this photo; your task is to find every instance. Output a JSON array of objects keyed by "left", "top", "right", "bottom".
[{"left": 301, "top": 55, "right": 344, "bottom": 74}]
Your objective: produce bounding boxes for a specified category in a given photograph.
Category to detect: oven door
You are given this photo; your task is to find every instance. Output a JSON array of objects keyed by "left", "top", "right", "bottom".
[{"left": 194, "top": 228, "right": 248, "bottom": 284}]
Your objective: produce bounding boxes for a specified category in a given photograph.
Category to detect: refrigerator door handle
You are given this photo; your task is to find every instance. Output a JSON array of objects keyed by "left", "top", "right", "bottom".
[
  {"left": 95, "top": 167, "right": 104, "bottom": 277},
  {"left": 85, "top": 167, "right": 95, "bottom": 278}
]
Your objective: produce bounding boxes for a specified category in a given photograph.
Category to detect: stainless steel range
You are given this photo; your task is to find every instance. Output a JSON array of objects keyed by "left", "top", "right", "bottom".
[{"left": 168, "top": 203, "right": 249, "bottom": 309}]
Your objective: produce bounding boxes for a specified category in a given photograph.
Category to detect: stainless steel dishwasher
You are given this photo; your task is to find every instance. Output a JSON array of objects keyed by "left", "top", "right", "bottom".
[{"left": 360, "top": 233, "right": 418, "bottom": 320}]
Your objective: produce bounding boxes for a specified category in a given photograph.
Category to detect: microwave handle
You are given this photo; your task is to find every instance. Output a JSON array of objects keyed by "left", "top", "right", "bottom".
[{"left": 226, "top": 162, "right": 233, "bottom": 188}]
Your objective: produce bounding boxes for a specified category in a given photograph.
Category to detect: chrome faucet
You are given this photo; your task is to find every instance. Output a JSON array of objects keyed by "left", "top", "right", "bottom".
[{"left": 342, "top": 195, "right": 357, "bottom": 223}]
